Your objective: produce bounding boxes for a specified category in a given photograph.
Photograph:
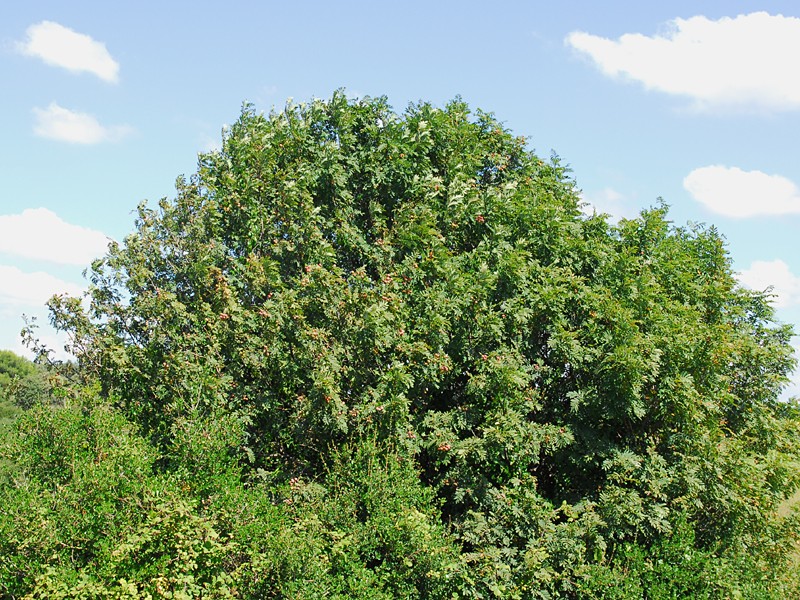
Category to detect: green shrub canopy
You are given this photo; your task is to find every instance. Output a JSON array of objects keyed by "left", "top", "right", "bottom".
[{"left": 5, "top": 92, "right": 797, "bottom": 597}]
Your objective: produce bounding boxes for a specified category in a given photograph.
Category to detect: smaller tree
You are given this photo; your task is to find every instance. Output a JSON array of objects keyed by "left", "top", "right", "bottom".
[{"left": 0, "top": 350, "right": 54, "bottom": 424}]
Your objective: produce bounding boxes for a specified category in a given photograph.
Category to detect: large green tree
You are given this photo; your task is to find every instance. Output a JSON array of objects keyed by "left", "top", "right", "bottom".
[{"left": 4, "top": 92, "right": 799, "bottom": 597}]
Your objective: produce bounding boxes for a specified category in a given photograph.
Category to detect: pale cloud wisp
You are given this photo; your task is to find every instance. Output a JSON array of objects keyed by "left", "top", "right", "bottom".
[
  {"left": 0, "top": 265, "right": 84, "bottom": 309},
  {"left": 580, "top": 187, "right": 638, "bottom": 222},
  {"left": 33, "top": 103, "right": 133, "bottom": 144},
  {"left": 738, "top": 259, "right": 800, "bottom": 308},
  {"left": 17, "top": 20, "right": 119, "bottom": 83},
  {"left": 684, "top": 165, "right": 800, "bottom": 218},
  {"left": 0, "top": 208, "right": 110, "bottom": 266},
  {"left": 566, "top": 12, "right": 800, "bottom": 111},
  {"left": 0, "top": 266, "right": 83, "bottom": 361}
]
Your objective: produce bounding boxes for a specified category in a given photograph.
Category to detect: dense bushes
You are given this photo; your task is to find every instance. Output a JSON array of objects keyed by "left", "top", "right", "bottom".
[
  {"left": 2, "top": 92, "right": 799, "bottom": 597},
  {"left": 0, "top": 398, "right": 459, "bottom": 598}
]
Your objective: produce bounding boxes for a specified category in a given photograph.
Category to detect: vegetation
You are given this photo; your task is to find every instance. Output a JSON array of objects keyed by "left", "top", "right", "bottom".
[
  {"left": 2, "top": 92, "right": 799, "bottom": 598},
  {"left": 0, "top": 350, "right": 54, "bottom": 428}
]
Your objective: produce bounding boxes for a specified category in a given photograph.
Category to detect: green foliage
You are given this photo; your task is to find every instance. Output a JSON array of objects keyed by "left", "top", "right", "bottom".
[
  {"left": 227, "top": 439, "right": 461, "bottom": 598},
  {"left": 0, "top": 395, "right": 237, "bottom": 598},
  {"left": 0, "top": 397, "right": 460, "bottom": 598},
  {"left": 0, "top": 350, "right": 37, "bottom": 388},
  {"left": 1, "top": 92, "right": 798, "bottom": 596},
  {"left": 0, "top": 400, "right": 21, "bottom": 430},
  {"left": 0, "top": 350, "right": 54, "bottom": 428}
]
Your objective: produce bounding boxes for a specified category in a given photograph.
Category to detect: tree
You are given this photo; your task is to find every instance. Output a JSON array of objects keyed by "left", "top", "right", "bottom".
[
  {"left": 7, "top": 91, "right": 800, "bottom": 597},
  {"left": 0, "top": 350, "right": 54, "bottom": 425}
]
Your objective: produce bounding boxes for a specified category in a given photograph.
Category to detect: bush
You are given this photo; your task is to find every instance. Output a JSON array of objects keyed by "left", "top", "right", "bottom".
[{"left": 1, "top": 92, "right": 796, "bottom": 597}]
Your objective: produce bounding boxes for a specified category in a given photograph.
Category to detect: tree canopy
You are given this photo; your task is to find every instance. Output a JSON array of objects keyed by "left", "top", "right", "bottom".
[
  {"left": 0, "top": 350, "right": 54, "bottom": 427},
  {"left": 2, "top": 92, "right": 799, "bottom": 598}
]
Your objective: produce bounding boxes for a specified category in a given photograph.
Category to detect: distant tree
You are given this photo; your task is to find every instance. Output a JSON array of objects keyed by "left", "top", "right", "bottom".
[
  {"left": 0, "top": 349, "right": 52, "bottom": 413},
  {"left": 4, "top": 92, "right": 797, "bottom": 597},
  {"left": 0, "top": 350, "right": 37, "bottom": 389}
]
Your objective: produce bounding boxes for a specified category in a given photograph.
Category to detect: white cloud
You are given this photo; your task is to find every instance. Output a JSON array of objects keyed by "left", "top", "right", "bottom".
[
  {"left": 738, "top": 259, "right": 800, "bottom": 308},
  {"left": 33, "top": 103, "right": 133, "bottom": 144},
  {"left": 580, "top": 187, "right": 638, "bottom": 221},
  {"left": 199, "top": 133, "right": 222, "bottom": 153},
  {"left": 683, "top": 165, "right": 800, "bottom": 218},
  {"left": 0, "top": 265, "right": 84, "bottom": 308},
  {"left": 566, "top": 12, "right": 800, "bottom": 111},
  {"left": 17, "top": 20, "right": 119, "bottom": 83},
  {"left": 9, "top": 329, "right": 74, "bottom": 363},
  {"left": 0, "top": 273, "right": 79, "bottom": 362},
  {"left": 0, "top": 208, "right": 110, "bottom": 266}
]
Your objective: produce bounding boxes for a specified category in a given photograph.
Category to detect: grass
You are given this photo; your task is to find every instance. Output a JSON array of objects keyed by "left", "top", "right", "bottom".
[
  {"left": 778, "top": 488, "right": 800, "bottom": 518},
  {"left": 0, "top": 399, "right": 22, "bottom": 430}
]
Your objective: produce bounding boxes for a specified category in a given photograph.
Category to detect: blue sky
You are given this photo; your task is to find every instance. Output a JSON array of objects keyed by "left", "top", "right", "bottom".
[{"left": 2, "top": 1, "right": 800, "bottom": 396}]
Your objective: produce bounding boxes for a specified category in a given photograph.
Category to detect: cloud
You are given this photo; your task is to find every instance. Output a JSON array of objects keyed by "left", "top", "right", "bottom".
[
  {"left": 0, "top": 208, "right": 110, "bottom": 266},
  {"left": 566, "top": 12, "right": 800, "bottom": 111},
  {"left": 8, "top": 328, "right": 74, "bottom": 363},
  {"left": 0, "top": 265, "right": 84, "bottom": 309},
  {"left": 17, "top": 20, "right": 119, "bottom": 83},
  {"left": 33, "top": 103, "right": 133, "bottom": 144},
  {"left": 738, "top": 259, "right": 800, "bottom": 308},
  {"left": 580, "top": 187, "right": 638, "bottom": 221},
  {"left": 683, "top": 165, "right": 800, "bottom": 218},
  {"left": 0, "top": 267, "right": 82, "bottom": 361},
  {"left": 199, "top": 132, "right": 222, "bottom": 153}
]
